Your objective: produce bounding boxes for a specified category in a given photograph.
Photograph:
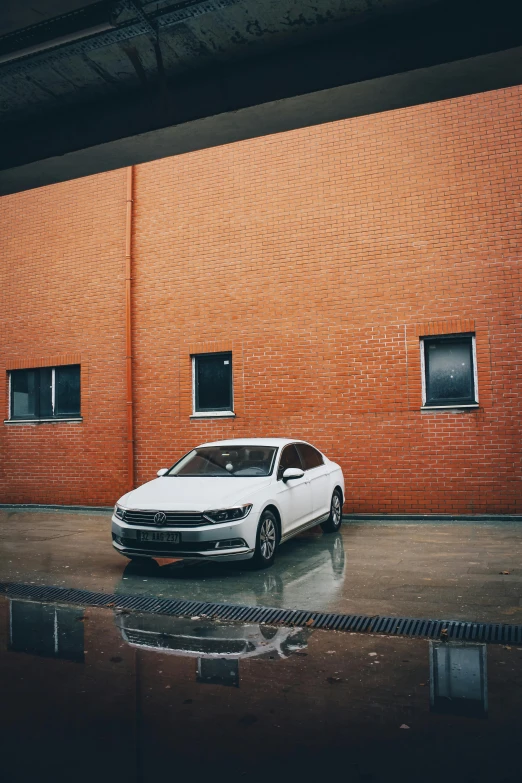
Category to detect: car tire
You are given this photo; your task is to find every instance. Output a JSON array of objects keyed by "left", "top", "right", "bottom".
[
  {"left": 321, "top": 490, "right": 343, "bottom": 533},
  {"left": 250, "top": 510, "right": 279, "bottom": 570}
]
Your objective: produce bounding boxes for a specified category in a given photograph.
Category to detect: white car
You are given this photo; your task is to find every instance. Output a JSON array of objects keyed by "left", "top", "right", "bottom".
[{"left": 112, "top": 438, "right": 345, "bottom": 569}]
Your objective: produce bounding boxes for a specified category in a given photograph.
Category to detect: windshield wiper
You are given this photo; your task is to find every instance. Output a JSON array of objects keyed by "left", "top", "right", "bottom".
[{"left": 175, "top": 473, "right": 233, "bottom": 477}]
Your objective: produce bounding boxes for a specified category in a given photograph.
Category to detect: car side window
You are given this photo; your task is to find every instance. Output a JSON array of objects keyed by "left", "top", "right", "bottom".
[
  {"left": 296, "top": 443, "right": 324, "bottom": 470},
  {"left": 277, "top": 444, "right": 303, "bottom": 480}
]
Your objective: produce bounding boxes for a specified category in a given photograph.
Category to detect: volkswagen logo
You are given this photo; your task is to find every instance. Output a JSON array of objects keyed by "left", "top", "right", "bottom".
[{"left": 153, "top": 511, "right": 167, "bottom": 526}]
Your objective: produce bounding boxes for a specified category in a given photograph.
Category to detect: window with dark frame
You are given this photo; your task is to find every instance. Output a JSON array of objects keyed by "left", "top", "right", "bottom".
[
  {"left": 193, "top": 353, "right": 233, "bottom": 413},
  {"left": 422, "top": 334, "right": 477, "bottom": 407},
  {"left": 9, "top": 365, "right": 81, "bottom": 420}
]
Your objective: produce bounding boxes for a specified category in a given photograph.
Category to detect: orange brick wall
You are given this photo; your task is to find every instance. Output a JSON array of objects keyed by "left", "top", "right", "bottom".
[
  {"left": 0, "top": 171, "right": 129, "bottom": 505},
  {"left": 1, "top": 85, "right": 521, "bottom": 512}
]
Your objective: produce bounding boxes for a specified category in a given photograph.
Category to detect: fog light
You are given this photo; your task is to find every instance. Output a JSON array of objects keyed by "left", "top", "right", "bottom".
[{"left": 215, "top": 538, "right": 246, "bottom": 549}]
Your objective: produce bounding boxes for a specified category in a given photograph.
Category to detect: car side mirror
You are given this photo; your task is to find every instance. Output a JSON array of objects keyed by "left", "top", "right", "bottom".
[
  {"left": 157, "top": 468, "right": 168, "bottom": 477},
  {"left": 283, "top": 467, "right": 304, "bottom": 482}
]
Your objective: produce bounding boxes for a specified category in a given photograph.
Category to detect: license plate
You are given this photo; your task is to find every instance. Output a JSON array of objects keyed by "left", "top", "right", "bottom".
[{"left": 138, "top": 531, "right": 180, "bottom": 544}]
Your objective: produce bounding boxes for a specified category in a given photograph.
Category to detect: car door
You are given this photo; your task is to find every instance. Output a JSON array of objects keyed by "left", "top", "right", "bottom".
[
  {"left": 296, "top": 443, "right": 331, "bottom": 518},
  {"left": 275, "top": 444, "right": 313, "bottom": 537}
]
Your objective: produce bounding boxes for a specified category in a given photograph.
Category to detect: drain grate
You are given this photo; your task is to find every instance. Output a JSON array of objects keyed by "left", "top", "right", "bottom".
[{"left": 1, "top": 580, "right": 520, "bottom": 645}]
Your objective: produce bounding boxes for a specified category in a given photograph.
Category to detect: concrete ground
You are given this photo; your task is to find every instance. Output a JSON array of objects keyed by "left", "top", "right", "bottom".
[{"left": 1, "top": 508, "right": 522, "bottom": 623}]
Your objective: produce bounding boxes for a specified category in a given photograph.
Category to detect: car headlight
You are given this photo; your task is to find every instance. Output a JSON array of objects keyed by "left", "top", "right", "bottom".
[
  {"left": 114, "top": 504, "right": 125, "bottom": 520},
  {"left": 203, "top": 504, "right": 253, "bottom": 524}
]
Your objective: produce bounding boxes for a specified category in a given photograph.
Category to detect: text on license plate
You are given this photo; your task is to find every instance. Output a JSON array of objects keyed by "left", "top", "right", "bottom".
[{"left": 138, "top": 531, "right": 180, "bottom": 543}]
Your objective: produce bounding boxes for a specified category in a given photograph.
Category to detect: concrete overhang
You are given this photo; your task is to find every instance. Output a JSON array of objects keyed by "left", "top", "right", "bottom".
[{"left": 0, "top": 0, "right": 521, "bottom": 195}]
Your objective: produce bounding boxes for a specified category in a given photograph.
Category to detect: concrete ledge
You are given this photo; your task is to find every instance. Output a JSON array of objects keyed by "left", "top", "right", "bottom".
[
  {"left": 1, "top": 505, "right": 521, "bottom": 522},
  {"left": 343, "top": 513, "right": 522, "bottom": 523},
  {"left": 0, "top": 504, "right": 113, "bottom": 514}
]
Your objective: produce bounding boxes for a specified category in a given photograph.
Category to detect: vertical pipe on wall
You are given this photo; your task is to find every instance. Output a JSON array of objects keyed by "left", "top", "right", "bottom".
[{"left": 125, "top": 166, "right": 134, "bottom": 491}]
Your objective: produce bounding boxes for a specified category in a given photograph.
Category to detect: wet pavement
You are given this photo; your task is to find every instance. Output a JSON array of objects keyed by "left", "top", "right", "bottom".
[
  {"left": 1, "top": 509, "right": 522, "bottom": 622},
  {"left": 1, "top": 594, "right": 522, "bottom": 783}
]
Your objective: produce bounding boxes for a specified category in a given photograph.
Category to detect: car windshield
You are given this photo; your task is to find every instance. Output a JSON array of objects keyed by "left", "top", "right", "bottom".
[{"left": 167, "top": 446, "right": 278, "bottom": 477}]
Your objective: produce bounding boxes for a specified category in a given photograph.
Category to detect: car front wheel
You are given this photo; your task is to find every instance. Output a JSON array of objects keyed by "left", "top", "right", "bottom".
[
  {"left": 250, "top": 510, "right": 278, "bottom": 569},
  {"left": 321, "top": 490, "right": 343, "bottom": 533}
]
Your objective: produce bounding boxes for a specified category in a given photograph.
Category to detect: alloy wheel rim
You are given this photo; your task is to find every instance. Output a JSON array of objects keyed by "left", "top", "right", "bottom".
[
  {"left": 260, "top": 517, "right": 276, "bottom": 559},
  {"left": 332, "top": 494, "right": 341, "bottom": 526}
]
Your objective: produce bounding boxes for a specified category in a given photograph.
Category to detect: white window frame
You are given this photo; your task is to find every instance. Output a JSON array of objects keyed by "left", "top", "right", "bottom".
[
  {"left": 190, "top": 354, "right": 235, "bottom": 419},
  {"left": 4, "top": 365, "right": 82, "bottom": 424},
  {"left": 420, "top": 334, "right": 479, "bottom": 409}
]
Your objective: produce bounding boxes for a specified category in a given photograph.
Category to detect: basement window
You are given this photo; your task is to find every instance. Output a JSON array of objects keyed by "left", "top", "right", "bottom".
[
  {"left": 192, "top": 353, "right": 234, "bottom": 417},
  {"left": 8, "top": 365, "right": 81, "bottom": 421},
  {"left": 421, "top": 335, "right": 478, "bottom": 408}
]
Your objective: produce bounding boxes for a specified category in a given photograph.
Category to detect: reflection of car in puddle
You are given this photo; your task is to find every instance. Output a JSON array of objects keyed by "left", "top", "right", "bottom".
[
  {"left": 118, "top": 531, "right": 346, "bottom": 613},
  {"left": 266, "top": 530, "right": 345, "bottom": 609},
  {"left": 115, "top": 612, "right": 309, "bottom": 661},
  {"left": 115, "top": 613, "right": 309, "bottom": 686}
]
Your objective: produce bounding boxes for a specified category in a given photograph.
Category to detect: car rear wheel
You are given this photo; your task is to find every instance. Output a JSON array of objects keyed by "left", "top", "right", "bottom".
[
  {"left": 321, "top": 490, "right": 343, "bottom": 533},
  {"left": 250, "top": 511, "right": 278, "bottom": 569}
]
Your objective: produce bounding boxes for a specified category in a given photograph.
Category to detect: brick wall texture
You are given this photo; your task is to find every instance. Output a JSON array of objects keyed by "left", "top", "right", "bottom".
[{"left": 0, "top": 85, "right": 521, "bottom": 512}]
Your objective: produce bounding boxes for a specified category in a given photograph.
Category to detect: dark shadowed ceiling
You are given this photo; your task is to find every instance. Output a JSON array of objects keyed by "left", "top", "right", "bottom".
[{"left": 0, "top": 0, "right": 521, "bottom": 194}]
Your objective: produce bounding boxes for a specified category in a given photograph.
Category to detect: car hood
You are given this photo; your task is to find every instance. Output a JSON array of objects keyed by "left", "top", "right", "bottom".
[{"left": 118, "top": 476, "right": 272, "bottom": 512}]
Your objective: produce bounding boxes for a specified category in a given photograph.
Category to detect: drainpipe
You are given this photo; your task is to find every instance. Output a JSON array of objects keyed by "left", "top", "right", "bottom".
[{"left": 125, "top": 166, "right": 135, "bottom": 491}]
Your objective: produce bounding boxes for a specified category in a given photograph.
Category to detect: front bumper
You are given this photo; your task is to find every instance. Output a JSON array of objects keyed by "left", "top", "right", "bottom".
[{"left": 111, "top": 514, "right": 256, "bottom": 562}]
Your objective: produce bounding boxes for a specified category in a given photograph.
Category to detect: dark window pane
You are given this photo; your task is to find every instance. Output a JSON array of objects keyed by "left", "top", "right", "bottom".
[
  {"left": 39, "top": 367, "right": 53, "bottom": 418},
  {"left": 197, "top": 657, "right": 239, "bottom": 687},
  {"left": 10, "top": 601, "right": 84, "bottom": 662},
  {"left": 10, "top": 364, "right": 81, "bottom": 420},
  {"left": 430, "top": 642, "right": 487, "bottom": 718},
  {"left": 11, "top": 369, "right": 37, "bottom": 418},
  {"left": 425, "top": 337, "right": 475, "bottom": 405},
  {"left": 55, "top": 365, "right": 81, "bottom": 416},
  {"left": 296, "top": 443, "right": 324, "bottom": 470},
  {"left": 278, "top": 445, "right": 303, "bottom": 479},
  {"left": 10, "top": 600, "right": 55, "bottom": 657},
  {"left": 195, "top": 354, "right": 232, "bottom": 411}
]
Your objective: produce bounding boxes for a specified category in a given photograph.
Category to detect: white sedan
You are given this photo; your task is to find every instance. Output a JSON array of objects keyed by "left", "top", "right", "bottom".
[{"left": 112, "top": 438, "right": 345, "bottom": 569}]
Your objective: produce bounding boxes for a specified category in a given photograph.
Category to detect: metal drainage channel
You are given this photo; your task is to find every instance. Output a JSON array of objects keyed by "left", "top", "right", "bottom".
[{"left": 1, "top": 581, "right": 521, "bottom": 645}]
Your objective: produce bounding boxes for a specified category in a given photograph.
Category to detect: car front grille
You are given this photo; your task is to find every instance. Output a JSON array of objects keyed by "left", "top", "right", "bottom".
[
  {"left": 122, "top": 629, "right": 247, "bottom": 655},
  {"left": 116, "top": 536, "right": 216, "bottom": 553},
  {"left": 121, "top": 510, "right": 207, "bottom": 527}
]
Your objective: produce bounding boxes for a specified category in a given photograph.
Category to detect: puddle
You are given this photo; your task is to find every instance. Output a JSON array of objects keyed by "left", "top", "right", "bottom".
[{"left": 1, "top": 595, "right": 522, "bottom": 783}]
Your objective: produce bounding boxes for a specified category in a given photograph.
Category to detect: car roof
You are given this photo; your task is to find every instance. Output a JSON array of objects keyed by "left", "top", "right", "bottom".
[{"left": 198, "top": 438, "right": 306, "bottom": 448}]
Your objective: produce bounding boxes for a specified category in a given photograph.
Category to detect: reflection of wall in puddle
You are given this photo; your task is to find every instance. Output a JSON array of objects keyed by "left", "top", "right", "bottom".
[
  {"left": 0, "top": 599, "right": 136, "bottom": 781},
  {"left": 0, "top": 597, "right": 10, "bottom": 653},
  {"left": 1, "top": 596, "right": 514, "bottom": 783}
]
